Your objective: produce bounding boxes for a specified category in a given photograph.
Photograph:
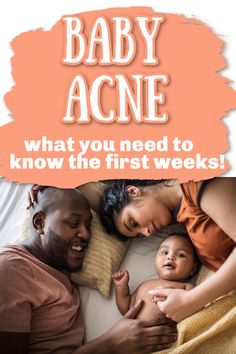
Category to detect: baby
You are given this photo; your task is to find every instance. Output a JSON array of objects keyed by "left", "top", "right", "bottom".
[{"left": 112, "top": 233, "right": 199, "bottom": 321}]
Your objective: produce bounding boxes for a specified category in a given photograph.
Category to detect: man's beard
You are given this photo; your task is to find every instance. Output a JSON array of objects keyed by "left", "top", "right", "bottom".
[{"left": 46, "top": 228, "right": 81, "bottom": 272}]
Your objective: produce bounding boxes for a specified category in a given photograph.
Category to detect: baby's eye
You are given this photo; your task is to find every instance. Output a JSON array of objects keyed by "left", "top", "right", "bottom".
[
  {"left": 177, "top": 252, "right": 186, "bottom": 258},
  {"left": 162, "top": 251, "right": 168, "bottom": 255}
]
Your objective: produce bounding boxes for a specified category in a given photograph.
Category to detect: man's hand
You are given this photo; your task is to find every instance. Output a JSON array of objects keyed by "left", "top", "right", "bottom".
[
  {"left": 149, "top": 288, "right": 199, "bottom": 322},
  {"left": 106, "top": 300, "right": 177, "bottom": 354}
]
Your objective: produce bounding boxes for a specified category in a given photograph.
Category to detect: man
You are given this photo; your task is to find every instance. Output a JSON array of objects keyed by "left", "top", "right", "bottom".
[{"left": 0, "top": 187, "right": 177, "bottom": 354}]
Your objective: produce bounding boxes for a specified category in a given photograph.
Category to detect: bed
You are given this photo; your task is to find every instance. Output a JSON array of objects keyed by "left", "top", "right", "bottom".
[{"left": 0, "top": 179, "right": 236, "bottom": 353}]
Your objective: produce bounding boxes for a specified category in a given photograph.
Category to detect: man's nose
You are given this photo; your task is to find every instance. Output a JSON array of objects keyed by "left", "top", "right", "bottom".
[{"left": 77, "top": 224, "right": 90, "bottom": 241}]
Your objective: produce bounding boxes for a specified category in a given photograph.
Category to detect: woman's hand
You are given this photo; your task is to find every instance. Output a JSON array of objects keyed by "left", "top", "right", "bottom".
[
  {"left": 26, "top": 185, "right": 47, "bottom": 209},
  {"left": 149, "top": 288, "right": 200, "bottom": 322}
]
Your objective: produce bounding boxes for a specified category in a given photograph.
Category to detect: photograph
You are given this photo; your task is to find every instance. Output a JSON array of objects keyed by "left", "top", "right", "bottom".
[{"left": 0, "top": 1, "right": 236, "bottom": 353}]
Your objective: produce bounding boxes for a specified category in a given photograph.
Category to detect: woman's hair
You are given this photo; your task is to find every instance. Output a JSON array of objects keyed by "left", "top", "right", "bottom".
[{"left": 99, "top": 179, "right": 165, "bottom": 240}]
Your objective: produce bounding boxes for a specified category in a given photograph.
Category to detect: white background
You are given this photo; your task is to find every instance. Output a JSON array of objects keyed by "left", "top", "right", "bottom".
[{"left": 0, "top": 0, "right": 235, "bottom": 175}]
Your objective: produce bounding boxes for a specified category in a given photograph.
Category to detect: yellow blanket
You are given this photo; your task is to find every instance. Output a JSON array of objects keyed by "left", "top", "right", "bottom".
[{"left": 155, "top": 267, "right": 236, "bottom": 354}]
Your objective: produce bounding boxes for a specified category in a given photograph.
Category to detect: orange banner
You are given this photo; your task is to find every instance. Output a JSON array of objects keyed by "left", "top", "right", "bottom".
[{"left": 1, "top": 7, "right": 236, "bottom": 187}]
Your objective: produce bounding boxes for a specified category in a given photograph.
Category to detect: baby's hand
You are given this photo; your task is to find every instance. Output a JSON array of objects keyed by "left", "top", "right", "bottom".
[{"left": 112, "top": 270, "right": 130, "bottom": 286}]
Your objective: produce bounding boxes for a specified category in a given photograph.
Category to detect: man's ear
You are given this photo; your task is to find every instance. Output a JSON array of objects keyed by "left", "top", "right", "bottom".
[
  {"left": 125, "top": 185, "right": 141, "bottom": 198},
  {"left": 32, "top": 212, "right": 46, "bottom": 234}
]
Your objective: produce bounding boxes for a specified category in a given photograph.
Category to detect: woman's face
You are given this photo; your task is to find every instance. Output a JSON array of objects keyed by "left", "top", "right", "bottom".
[{"left": 114, "top": 188, "right": 173, "bottom": 238}]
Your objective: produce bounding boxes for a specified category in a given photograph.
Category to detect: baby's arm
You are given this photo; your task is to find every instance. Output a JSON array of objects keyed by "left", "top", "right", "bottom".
[{"left": 112, "top": 270, "right": 132, "bottom": 315}]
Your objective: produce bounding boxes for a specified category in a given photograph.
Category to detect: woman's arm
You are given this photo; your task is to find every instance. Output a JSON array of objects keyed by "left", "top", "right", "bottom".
[
  {"left": 150, "top": 178, "right": 236, "bottom": 321},
  {"left": 201, "top": 177, "right": 236, "bottom": 242},
  {"left": 190, "top": 177, "right": 236, "bottom": 305},
  {"left": 26, "top": 184, "right": 46, "bottom": 209}
]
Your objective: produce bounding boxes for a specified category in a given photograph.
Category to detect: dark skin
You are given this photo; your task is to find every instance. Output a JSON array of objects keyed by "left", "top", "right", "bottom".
[
  {"left": 0, "top": 332, "right": 29, "bottom": 354},
  {"left": 25, "top": 190, "right": 93, "bottom": 272},
  {"left": 1, "top": 187, "right": 177, "bottom": 354}
]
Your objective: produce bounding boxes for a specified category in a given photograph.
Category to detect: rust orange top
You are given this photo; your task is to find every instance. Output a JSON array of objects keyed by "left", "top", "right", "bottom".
[{"left": 177, "top": 180, "right": 235, "bottom": 271}]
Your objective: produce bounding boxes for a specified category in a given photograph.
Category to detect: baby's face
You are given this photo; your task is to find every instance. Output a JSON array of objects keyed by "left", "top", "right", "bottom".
[{"left": 155, "top": 235, "right": 196, "bottom": 281}]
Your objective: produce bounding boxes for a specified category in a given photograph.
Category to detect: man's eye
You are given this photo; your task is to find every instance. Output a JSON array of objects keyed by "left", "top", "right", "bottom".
[
  {"left": 86, "top": 223, "right": 92, "bottom": 230},
  {"left": 67, "top": 222, "right": 79, "bottom": 228}
]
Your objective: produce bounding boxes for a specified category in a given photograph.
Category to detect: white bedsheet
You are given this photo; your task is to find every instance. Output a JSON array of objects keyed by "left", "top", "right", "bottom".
[{"left": 0, "top": 180, "right": 31, "bottom": 246}]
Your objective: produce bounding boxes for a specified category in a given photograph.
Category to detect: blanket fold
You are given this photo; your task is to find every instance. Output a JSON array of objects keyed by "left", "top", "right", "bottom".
[{"left": 155, "top": 266, "right": 236, "bottom": 354}]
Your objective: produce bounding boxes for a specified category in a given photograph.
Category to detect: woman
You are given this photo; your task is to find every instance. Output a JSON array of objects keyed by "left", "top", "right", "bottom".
[{"left": 100, "top": 178, "right": 236, "bottom": 322}]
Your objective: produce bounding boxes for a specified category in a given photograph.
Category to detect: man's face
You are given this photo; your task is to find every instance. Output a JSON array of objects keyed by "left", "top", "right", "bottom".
[{"left": 40, "top": 195, "right": 92, "bottom": 272}]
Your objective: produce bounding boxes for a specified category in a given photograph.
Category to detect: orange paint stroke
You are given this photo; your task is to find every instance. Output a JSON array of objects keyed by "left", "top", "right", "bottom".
[{"left": 1, "top": 7, "right": 236, "bottom": 187}]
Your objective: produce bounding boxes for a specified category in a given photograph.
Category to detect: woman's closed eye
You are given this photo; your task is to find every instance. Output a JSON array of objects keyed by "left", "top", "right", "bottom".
[{"left": 130, "top": 218, "right": 138, "bottom": 229}]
